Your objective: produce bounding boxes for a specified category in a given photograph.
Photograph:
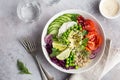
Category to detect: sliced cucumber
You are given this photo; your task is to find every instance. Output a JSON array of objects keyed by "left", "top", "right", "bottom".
[
  {"left": 63, "top": 14, "right": 73, "bottom": 18},
  {"left": 48, "top": 29, "right": 58, "bottom": 35},
  {"left": 48, "top": 27, "right": 59, "bottom": 33},
  {"left": 47, "top": 14, "right": 78, "bottom": 35},
  {"left": 55, "top": 18, "right": 66, "bottom": 23},
  {"left": 60, "top": 16, "right": 71, "bottom": 21},
  {"left": 48, "top": 24, "right": 61, "bottom": 30},
  {"left": 50, "top": 21, "right": 62, "bottom": 26}
]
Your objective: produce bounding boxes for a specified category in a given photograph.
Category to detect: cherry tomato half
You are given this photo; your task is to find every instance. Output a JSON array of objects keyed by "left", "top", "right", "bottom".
[
  {"left": 87, "top": 41, "right": 96, "bottom": 50},
  {"left": 86, "top": 31, "right": 102, "bottom": 51},
  {"left": 86, "top": 31, "right": 98, "bottom": 42},
  {"left": 84, "top": 19, "right": 96, "bottom": 31}
]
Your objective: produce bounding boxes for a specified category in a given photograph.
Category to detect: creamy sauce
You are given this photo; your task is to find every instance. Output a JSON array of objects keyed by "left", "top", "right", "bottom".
[
  {"left": 58, "top": 21, "right": 77, "bottom": 36},
  {"left": 101, "top": 0, "right": 120, "bottom": 17}
]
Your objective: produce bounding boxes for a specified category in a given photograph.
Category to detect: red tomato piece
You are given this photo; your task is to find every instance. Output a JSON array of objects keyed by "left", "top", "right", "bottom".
[
  {"left": 86, "top": 47, "right": 92, "bottom": 53},
  {"left": 86, "top": 31, "right": 102, "bottom": 51},
  {"left": 86, "top": 31, "right": 98, "bottom": 42},
  {"left": 87, "top": 41, "right": 96, "bottom": 50},
  {"left": 84, "top": 19, "right": 96, "bottom": 31},
  {"left": 95, "top": 34, "right": 102, "bottom": 48}
]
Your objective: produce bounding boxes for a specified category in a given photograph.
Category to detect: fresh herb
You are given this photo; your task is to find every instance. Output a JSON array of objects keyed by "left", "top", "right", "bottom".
[
  {"left": 82, "top": 38, "right": 89, "bottom": 46},
  {"left": 50, "top": 48, "right": 60, "bottom": 57},
  {"left": 17, "top": 60, "right": 31, "bottom": 74},
  {"left": 82, "top": 30, "right": 88, "bottom": 36},
  {"left": 81, "top": 50, "right": 90, "bottom": 57},
  {"left": 79, "top": 45, "right": 86, "bottom": 51},
  {"left": 52, "top": 36, "right": 58, "bottom": 41},
  {"left": 71, "top": 14, "right": 79, "bottom": 21}
]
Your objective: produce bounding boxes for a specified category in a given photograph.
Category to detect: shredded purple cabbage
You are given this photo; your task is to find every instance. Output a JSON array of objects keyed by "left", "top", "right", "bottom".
[
  {"left": 45, "top": 34, "right": 75, "bottom": 69},
  {"left": 44, "top": 34, "right": 53, "bottom": 46},
  {"left": 89, "top": 53, "right": 96, "bottom": 59},
  {"left": 93, "top": 47, "right": 101, "bottom": 54},
  {"left": 45, "top": 34, "right": 53, "bottom": 54},
  {"left": 45, "top": 44, "right": 52, "bottom": 54},
  {"left": 89, "top": 47, "right": 101, "bottom": 59},
  {"left": 50, "top": 57, "right": 75, "bottom": 69},
  {"left": 51, "top": 57, "right": 66, "bottom": 68}
]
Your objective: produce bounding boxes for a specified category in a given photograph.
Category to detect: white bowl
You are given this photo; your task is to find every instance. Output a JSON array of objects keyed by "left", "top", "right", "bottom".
[
  {"left": 41, "top": 9, "right": 106, "bottom": 73},
  {"left": 99, "top": 0, "right": 120, "bottom": 19}
]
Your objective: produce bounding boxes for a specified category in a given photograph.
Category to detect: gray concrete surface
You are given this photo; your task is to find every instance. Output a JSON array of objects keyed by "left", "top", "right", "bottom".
[{"left": 0, "top": 0, "right": 120, "bottom": 80}]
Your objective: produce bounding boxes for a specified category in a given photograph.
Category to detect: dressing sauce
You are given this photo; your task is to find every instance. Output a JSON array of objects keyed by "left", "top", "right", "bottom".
[{"left": 101, "top": 0, "right": 120, "bottom": 17}]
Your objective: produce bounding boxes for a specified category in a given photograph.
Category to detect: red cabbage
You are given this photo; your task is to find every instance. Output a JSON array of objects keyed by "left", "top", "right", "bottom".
[
  {"left": 51, "top": 57, "right": 75, "bottom": 69},
  {"left": 93, "top": 47, "right": 101, "bottom": 54},
  {"left": 51, "top": 57, "right": 66, "bottom": 68},
  {"left": 45, "top": 44, "right": 52, "bottom": 54},
  {"left": 89, "top": 47, "right": 101, "bottom": 59},
  {"left": 44, "top": 34, "right": 53, "bottom": 46},
  {"left": 45, "top": 34, "right": 53, "bottom": 54},
  {"left": 89, "top": 53, "right": 96, "bottom": 59}
]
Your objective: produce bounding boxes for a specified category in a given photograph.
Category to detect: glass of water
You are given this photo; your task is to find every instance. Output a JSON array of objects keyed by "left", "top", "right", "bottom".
[
  {"left": 17, "top": 0, "right": 41, "bottom": 23},
  {"left": 42, "top": 0, "right": 61, "bottom": 6}
]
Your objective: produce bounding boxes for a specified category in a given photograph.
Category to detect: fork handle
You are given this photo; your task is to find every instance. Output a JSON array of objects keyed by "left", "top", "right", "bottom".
[
  {"left": 33, "top": 55, "right": 48, "bottom": 80},
  {"left": 33, "top": 55, "right": 54, "bottom": 80}
]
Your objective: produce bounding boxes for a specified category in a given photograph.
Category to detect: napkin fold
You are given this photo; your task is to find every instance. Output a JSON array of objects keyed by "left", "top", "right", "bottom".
[
  {"left": 69, "top": 39, "right": 120, "bottom": 80},
  {"left": 100, "top": 47, "right": 120, "bottom": 79}
]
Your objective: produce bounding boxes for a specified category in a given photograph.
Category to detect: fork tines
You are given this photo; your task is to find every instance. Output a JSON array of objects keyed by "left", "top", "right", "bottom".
[{"left": 19, "top": 38, "right": 38, "bottom": 53}]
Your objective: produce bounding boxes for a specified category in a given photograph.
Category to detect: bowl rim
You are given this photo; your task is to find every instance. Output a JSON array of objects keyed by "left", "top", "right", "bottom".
[{"left": 41, "top": 9, "right": 106, "bottom": 73}]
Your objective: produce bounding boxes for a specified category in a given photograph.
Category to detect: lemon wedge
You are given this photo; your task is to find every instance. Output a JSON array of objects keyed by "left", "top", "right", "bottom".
[{"left": 56, "top": 48, "right": 71, "bottom": 60}]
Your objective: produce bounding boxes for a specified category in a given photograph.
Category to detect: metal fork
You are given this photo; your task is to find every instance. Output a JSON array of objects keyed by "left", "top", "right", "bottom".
[{"left": 19, "top": 38, "right": 54, "bottom": 80}]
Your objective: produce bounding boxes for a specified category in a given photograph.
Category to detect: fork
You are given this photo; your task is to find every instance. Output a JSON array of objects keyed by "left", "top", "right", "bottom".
[{"left": 19, "top": 38, "right": 54, "bottom": 80}]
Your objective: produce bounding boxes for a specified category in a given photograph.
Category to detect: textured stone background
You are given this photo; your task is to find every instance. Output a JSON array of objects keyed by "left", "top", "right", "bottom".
[{"left": 0, "top": 0, "right": 120, "bottom": 80}]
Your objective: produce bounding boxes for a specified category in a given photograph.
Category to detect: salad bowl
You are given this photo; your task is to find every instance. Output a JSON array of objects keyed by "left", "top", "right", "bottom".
[{"left": 41, "top": 9, "right": 105, "bottom": 73}]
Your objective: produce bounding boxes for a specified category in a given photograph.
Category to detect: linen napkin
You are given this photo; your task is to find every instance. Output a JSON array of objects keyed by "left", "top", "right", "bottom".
[
  {"left": 100, "top": 47, "right": 120, "bottom": 79},
  {"left": 69, "top": 39, "right": 120, "bottom": 80}
]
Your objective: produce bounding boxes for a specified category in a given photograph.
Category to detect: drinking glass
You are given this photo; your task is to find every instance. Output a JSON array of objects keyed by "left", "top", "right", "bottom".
[
  {"left": 42, "top": 0, "right": 61, "bottom": 6},
  {"left": 17, "top": 0, "right": 41, "bottom": 23}
]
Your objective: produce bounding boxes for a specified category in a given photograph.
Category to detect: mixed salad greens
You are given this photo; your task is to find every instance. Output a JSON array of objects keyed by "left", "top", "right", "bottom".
[{"left": 45, "top": 14, "right": 102, "bottom": 69}]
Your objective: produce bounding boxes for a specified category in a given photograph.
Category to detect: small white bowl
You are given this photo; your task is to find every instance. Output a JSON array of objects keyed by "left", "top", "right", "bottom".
[
  {"left": 99, "top": 0, "right": 120, "bottom": 19},
  {"left": 41, "top": 9, "right": 106, "bottom": 73}
]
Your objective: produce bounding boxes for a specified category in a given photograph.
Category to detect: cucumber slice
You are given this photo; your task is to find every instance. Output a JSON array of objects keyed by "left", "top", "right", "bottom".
[
  {"left": 60, "top": 16, "right": 72, "bottom": 21},
  {"left": 48, "top": 27, "right": 58, "bottom": 32},
  {"left": 63, "top": 14, "right": 73, "bottom": 17},
  {"left": 55, "top": 19, "right": 66, "bottom": 23},
  {"left": 50, "top": 21, "right": 62, "bottom": 26},
  {"left": 47, "top": 14, "right": 77, "bottom": 35},
  {"left": 48, "top": 24, "right": 61, "bottom": 30},
  {"left": 48, "top": 29, "right": 58, "bottom": 35}
]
